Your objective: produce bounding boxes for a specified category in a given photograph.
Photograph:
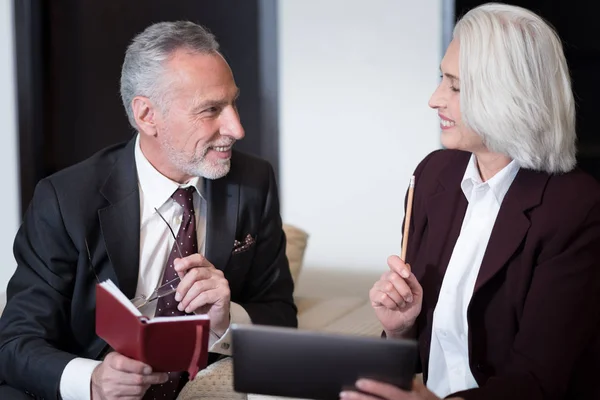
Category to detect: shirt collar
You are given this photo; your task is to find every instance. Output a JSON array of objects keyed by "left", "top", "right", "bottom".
[
  {"left": 461, "top": 153, "right": 520, "bottom": 205},
  {"left": 134, "top": 134, "right": 204, "bottom": 212}
]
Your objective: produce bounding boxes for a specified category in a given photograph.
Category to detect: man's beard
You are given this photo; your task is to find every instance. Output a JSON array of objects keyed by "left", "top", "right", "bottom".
[{"left": 159, "top": 135, "right": 233, "bottom": 180}]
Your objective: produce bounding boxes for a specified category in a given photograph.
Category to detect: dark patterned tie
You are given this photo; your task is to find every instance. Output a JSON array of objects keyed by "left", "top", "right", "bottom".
[{"left": 144, "top": 187, "right": 197, "bottom": 400}]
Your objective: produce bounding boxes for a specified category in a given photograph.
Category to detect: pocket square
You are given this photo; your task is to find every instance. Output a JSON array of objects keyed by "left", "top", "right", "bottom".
[{"left": 233, "top": 234, "right": 256, "bottom": 254}]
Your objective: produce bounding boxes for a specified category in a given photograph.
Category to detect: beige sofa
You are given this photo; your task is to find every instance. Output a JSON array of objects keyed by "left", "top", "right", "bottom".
[
  {"left": 279, "top": 224, "right": 381, "bottom": 337},
  {"left": 0, "top": 224, "right": 383, "bottom": 399}
]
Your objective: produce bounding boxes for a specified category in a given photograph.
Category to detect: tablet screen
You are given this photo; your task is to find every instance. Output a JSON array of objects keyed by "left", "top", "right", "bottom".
[{"left": 232, "top": 324, "right": 418, "bottom": 400}]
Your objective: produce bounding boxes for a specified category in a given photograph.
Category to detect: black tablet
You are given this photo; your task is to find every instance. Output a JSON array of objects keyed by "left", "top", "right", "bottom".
[{"left": 231, "top": 324, "right": 418, "bottom": 400}]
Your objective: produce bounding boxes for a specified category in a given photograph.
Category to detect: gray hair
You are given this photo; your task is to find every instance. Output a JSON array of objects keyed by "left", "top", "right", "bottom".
[
  {"left": 120, "top": 21, "right": 220, "bottom": 129},
  {"left": 454, "top": 3, "right": 576, "bottom": 174}
]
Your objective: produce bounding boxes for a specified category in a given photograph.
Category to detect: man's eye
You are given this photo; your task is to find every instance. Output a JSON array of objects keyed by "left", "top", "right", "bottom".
[{"left": 206, "top": 107, "right": 218, "bottom": 113}]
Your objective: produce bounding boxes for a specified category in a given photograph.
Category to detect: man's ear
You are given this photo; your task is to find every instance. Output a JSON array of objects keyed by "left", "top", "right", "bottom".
[{"left": 132, "top": 96, "right": 159, "bottom": 137}]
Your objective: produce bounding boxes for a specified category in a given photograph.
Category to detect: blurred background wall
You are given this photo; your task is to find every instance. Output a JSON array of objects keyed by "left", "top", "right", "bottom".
[
  {"left": 0, "top": 0, "right": 19, "bottom": 291},
  {"left": 278, "top": 0, "right": 442, "bottom": 272},
  {"left": 1, "top": 0, "right": 598, "bottom": 290}
]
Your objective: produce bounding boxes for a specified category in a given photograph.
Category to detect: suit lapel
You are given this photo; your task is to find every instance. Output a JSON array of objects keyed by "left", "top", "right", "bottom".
[
  {"left": 418, "top": 152, "right": 470, "bottom": 374},
  {"left": 204, "top": 176, "right": 239, "bottom": 272},
  {"left": 98, "top": 139, "right": 140, "bottom": 299},
  {"left": 422, "top": 153, "right": 470, "bottom": 282},
  {"left": 473, "top": 168, "right": 548, "bottom": 292}
]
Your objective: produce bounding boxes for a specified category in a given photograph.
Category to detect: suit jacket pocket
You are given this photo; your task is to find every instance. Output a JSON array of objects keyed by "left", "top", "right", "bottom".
[{"left": 228, "top": 246, "right": 256, "bottom": 269}]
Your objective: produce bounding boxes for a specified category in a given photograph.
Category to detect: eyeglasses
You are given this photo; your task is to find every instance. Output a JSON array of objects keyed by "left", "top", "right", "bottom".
[
  {"left": 130, "top": 276, "right": 181, "bottom": 309},
  {"left": 129, "top": 207, "right": 184, "bottom": 309},
  {"left": 86, "top": 206, "right": 185, "bottom": 310},
  {"left": 85, "top": 239, "right": 100, "bottom": 283}
]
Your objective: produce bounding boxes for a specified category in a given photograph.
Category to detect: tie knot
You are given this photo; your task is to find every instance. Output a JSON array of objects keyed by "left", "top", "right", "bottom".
[{"left": 171, "top": 187, "right": 195, "bottom": 213}]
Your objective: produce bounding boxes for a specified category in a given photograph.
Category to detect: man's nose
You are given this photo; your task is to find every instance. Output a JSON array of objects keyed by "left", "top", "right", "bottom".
[{"left": 221, "top": 106, "right": 245, "bottom": 140}]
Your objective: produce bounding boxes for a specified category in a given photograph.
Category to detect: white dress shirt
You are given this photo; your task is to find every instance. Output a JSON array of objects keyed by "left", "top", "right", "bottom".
[
  {"left": 59, "top": 135, "right": 251, "bottom": 400},
  {"left": 427, "top": 154, "right": 519, "bottom": 398}
]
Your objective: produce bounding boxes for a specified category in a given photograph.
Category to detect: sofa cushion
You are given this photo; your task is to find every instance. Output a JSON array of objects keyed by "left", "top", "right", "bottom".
[
  {"left": 282, "top": 224, "right": 308, "bottom": 286},
  {"left": 177, "top": 357, "right": 245, "bottom": 400},
  {"left": 0, "top": 291, "right": 5, "bottom": 316},
  {"left": 295, "top": 296, "right": 365, "bottom": 331},
  {"left": 320, "top": 301, "right": 383, "bottom": 337}
]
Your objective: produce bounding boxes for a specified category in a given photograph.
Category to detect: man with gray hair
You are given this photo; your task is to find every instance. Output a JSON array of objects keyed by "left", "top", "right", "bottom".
[{"left": 0, "top": 21, "right": 297, "bottom": 400}]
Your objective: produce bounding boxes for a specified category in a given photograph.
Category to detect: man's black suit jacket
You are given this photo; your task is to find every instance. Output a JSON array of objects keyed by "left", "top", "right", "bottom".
[{"left": 0, "top": 138, "right": 297, "bottom": 399}]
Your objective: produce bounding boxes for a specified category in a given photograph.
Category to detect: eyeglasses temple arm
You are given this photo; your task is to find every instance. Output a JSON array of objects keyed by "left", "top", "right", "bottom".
[
  {"left": 84, "top": 238, "right": 100, "bottom": 283},
  {"left": 154, "top": 207, "right": 185, "bottom": 259}
]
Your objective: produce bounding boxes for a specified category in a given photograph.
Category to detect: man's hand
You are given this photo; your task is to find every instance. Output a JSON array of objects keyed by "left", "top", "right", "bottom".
[
  {"left": 91, "top": 352, "right": 168, "bottom": 400},
  {"left": 339, "top": 378, "right": 463, "bottom": 400},
  {"left": 370, "top": 255, "right": 423, "bottom": 338},
  {"left": 174, "top": 254, "right": 231, "bottom": 336}
]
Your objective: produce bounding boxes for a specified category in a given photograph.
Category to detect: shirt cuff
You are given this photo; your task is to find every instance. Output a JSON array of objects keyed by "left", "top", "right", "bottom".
[
  {"left": 59, "top": 357, "right": 102, "bottom": 400},
  {"left": 208, "top": 301, "right": 252, "bottom": 355}
]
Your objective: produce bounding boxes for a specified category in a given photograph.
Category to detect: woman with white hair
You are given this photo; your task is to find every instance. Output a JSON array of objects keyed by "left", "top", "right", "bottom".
[{"left": 342, "top": 3, "right": 600, "bottom": 400}]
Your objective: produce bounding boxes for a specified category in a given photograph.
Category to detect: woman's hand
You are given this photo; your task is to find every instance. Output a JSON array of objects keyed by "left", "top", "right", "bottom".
[
  {"left": 339, "top": 378, "right": 462, "bottom": 400},
  {"left": 370, "top": 255, "right": 423, "bottom": 338}
]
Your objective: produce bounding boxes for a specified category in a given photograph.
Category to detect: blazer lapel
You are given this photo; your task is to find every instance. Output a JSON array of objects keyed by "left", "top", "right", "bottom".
[
  {"left": 421, "top": 153, "right": 470, "bottom": 282},
  {"left": 98, "top": 139, "right": 140, "bottom": 299},
  {"left": 204, "top": 176, "right": 239, "bottom": 272},
  {"left": 473, "top": 168, "right": 548, "bottom": 292}
]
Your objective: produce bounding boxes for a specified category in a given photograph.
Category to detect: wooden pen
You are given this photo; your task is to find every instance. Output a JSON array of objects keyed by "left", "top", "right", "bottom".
[{"left": 401, "top": 175, "right": 415, "bottom": 265}]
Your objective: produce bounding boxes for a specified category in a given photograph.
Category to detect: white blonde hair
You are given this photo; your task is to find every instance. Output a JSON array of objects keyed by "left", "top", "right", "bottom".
[{"left": 454, "top": 3, "right": 576, "bottom": 173}]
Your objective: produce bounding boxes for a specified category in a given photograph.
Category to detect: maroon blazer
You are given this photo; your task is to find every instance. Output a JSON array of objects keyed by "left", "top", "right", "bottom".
[{"left": 406, "top": 150, "right": 600, "bottom": 400}]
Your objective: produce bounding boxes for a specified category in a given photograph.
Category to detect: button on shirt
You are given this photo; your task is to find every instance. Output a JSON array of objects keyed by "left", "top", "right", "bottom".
[
  {"left": 427, "top": 154, "right": 519, "bottom": 398},
  {"left": 59, "top": 135, "right": 251, "bottom": 400}
]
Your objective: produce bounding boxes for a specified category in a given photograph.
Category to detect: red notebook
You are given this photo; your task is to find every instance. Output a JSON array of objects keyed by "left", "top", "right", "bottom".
[{"left": 95, "top": 280, "right": 210, "bottom": 379}]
